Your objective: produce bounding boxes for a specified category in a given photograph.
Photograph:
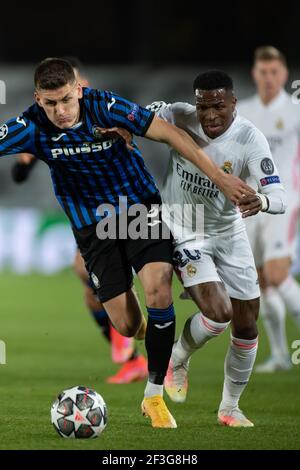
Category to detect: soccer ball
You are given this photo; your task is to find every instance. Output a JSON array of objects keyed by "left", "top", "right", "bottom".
[{"left": 51, "top": 386, "right": 107, "bottom": 438}]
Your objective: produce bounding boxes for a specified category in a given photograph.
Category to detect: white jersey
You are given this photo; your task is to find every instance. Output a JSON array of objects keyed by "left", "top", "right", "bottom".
[
  {"left": 150, "top": 101, "right": 286, "bottom": 240},
  {"left": 238, "top": 90, "right": 300, "bottom": 202}
]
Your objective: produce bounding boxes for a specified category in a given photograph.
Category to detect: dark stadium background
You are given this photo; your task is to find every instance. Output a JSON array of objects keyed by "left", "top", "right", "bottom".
[{"left": 0, "top": 1, "right": 299, "bottom": 65}]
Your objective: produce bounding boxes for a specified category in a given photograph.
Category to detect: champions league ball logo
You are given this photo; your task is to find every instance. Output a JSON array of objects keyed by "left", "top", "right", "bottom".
[{"left": 260, "top": 158, "right": 274, "bottom": 175}]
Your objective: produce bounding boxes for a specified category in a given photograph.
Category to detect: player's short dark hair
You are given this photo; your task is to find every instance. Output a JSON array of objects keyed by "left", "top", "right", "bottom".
[
  {"left": 193, "top": 70, "right": 234, "bottom": 92},
  {"left": 254, "top": 46, "right": 287, "bottom": 67},
  {"left": 34, "top": 58, "right": 76, "bottom": 90}
]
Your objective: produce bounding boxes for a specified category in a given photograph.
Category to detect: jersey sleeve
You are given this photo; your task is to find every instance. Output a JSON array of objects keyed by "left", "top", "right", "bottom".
[
  {"left": 103, "top": 91, "right": 155, "bottom": 136},
  {"left": 146, "top": 101, "right": 195, "bottom": 126},
  {"left": 146, "top": 101, "right": 175, "bottom": 124},
  {"left": 0, "top": 115, "right": 34, "bottom": 157},
  {"left": 245, "top": 127, "right": 287, "bottom": 214}
]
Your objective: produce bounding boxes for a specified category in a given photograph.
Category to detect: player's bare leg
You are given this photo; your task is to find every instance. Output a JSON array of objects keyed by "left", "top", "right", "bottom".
[
  {"left": 74, "top": 250, "right": 112, "bottom": 342},
  {"left": 103, "top": 288, "right": 145, "bottom": 336},
  {"left": 165, "top": 282, "right": 232, "bottom": 403},
  {"left": 218, "top": 298, "right": 259, "bottom": 427},
  {"left": 73, "top": 250, "right": 136, "bottom": 352},
  {"left": 74, "top": 251, "right": 147, "bottom": 383}
]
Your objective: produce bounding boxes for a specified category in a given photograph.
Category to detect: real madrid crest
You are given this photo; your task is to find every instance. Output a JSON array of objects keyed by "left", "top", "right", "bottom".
[
  {"left": 275, "top": 118, "right": 284, "bottom": 130},
  {"left": 222, "top": 161, "right": 233, "bottom": 174},
  {"left": 187, "top": 264, "right": 197, "bottom": 277}
]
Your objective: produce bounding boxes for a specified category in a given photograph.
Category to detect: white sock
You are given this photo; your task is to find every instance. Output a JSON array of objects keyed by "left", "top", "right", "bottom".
[
  {"left": 144, "top": 382, "right": 163, "bottom": 398},
  {"left": 277, "top": 276, "right": 300, "bottom": 328},
  {"left": 261, "top": 287, "right": 289, "bottom": 360},
  {"left": 173, "top": 312, "right": 230, "bottom": 363},
  {"left": 220, "top": 335, "right": 258, "bottom": 410}
]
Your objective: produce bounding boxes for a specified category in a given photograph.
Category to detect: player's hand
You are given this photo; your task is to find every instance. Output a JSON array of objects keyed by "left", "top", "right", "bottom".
[
  {"left": 212, "top": 171, "right": 255, "bottom": 204},
  {"left": 12, "top": 154, "right": 37, "bottom": 183},
  {"left": 94, "top": 127, "right": 134, "bottom": 151},
  {"left": 18, "top": 153, "right": 36, "bottom": 164},
  {"left": 237, "top": 194, "right": 262, "bottom": 218}
]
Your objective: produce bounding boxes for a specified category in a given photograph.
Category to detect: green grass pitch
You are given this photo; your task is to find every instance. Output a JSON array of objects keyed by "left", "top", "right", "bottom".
[{"left": 0, "top": 271, "right": 299, "bottom": 450}]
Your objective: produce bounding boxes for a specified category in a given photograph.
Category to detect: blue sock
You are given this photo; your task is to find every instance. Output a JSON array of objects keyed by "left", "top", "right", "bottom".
[
  {"left": 91, "top": 309, "right": 111, "bottom": 342},
  {"left": 146, "top": 304, "right": 176, "bottom": 384}
]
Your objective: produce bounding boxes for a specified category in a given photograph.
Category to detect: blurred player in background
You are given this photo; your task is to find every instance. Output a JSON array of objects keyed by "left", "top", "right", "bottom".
[
  {"left": 148, "top": 70, "right": 286, "bottom": 427},
  {"left": 239, "top": 46, "right": 300, "bottom": 372},
  {"left": 11, "top": 56, "right": 147, "bottom": 384}
]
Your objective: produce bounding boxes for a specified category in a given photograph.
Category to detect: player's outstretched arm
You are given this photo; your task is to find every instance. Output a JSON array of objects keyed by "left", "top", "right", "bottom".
[
  {"left": 0, "top": 117, "right": 33, "bottom": 158},
  {"left": 145, "top": 115, "right": 255, "bottom": 204}
]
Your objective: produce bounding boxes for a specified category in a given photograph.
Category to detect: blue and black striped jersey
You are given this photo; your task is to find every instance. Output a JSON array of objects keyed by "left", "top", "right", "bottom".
[{"left": 0, "top": 88, "right": 158, "bottom": 228}]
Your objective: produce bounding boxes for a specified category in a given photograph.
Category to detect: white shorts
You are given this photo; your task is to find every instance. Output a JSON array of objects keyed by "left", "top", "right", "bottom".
[
  {"left": 245, "top": 204, "right": 300, "bottom": 267},
  {"left": 174, "top": 229, "right": 260, "bottom": 301}
]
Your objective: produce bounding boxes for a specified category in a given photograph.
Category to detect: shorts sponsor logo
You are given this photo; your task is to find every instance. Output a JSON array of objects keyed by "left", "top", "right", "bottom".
[
  {"left": 260, "top": 175, "right": 280, "bottom": 186},
  {"left": 260, "top": 158, "right": 274, "bottom": 175},
  {"left": 91, "top": 272, "right": 100, "bottom": 289},
  {"left": 0, "top": 124, "right": 8, "bottom": 140},
  {"left": 186, "top": 264, "right": 197, "bottom": 277}
]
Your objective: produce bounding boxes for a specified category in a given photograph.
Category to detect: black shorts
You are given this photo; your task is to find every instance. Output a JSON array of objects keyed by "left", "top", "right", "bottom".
[{"left": 72, "top": 199, "right": 173, "bottom": 303}]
